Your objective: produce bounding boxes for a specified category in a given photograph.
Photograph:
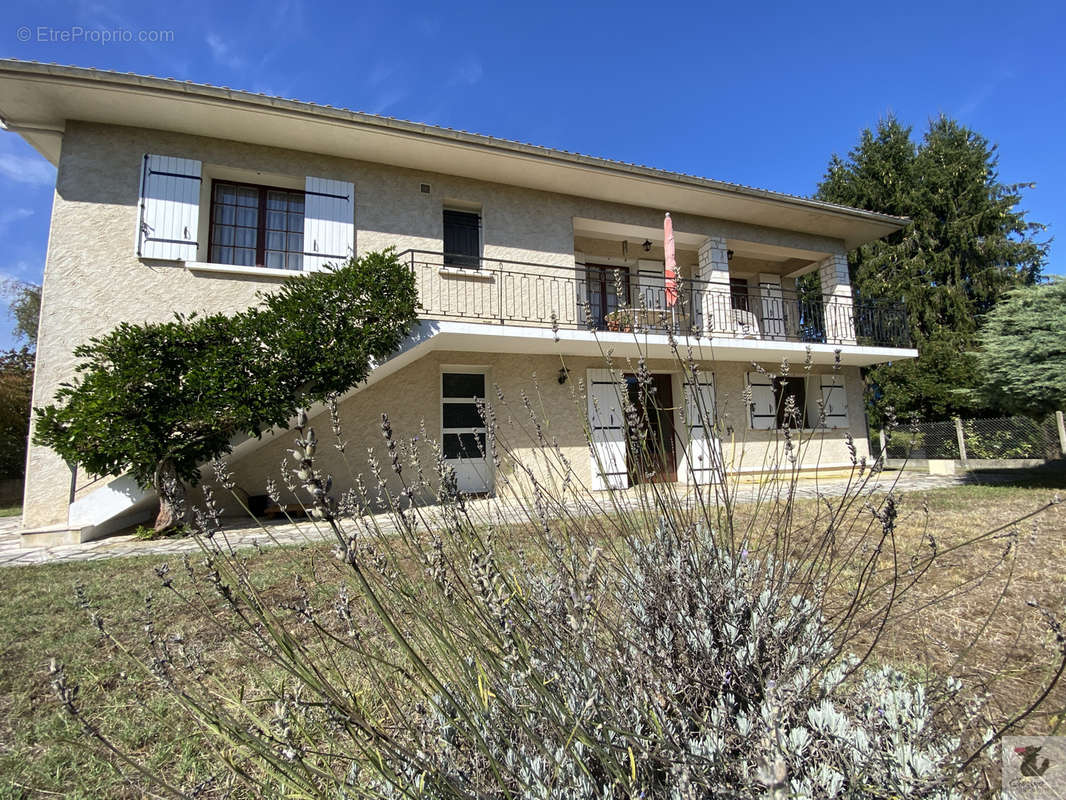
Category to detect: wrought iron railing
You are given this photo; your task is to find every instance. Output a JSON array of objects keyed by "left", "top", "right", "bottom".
[{"left": 397, "top": 250, "right": 911, "bottom": 348}]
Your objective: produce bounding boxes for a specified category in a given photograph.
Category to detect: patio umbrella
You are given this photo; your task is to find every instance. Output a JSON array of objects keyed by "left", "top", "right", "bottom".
[{"left": 664, "top": 212, "right": 678, "bottom": 307}]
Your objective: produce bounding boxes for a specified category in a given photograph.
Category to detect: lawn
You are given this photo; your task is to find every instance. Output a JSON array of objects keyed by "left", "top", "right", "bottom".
[{"left": 0, "top": 473, "right": 1063, "bottom": 798}]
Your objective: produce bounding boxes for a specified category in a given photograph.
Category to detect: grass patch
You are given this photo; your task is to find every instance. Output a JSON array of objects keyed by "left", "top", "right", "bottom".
[
  {"left": 1, "top": 474, "right": 1063, "bottom": 797},
  {"left": 0, "top": 506, "right": 21, "bottom": 518}
]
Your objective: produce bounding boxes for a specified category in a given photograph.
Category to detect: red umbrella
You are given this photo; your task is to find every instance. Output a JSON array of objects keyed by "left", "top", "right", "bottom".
[{"left": 664, "top": 212, "right": 678, "bottom": 307}]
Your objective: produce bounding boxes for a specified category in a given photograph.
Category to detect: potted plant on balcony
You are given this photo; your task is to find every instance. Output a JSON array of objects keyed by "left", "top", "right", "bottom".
[{"left": 604, "top": 309, "right": 634, "bottom": 332}]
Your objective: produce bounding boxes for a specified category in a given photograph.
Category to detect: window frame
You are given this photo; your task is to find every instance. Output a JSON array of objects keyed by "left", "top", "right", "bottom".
[
  {"left": 207, "top": 178, "right": 306, "bottom": 271},
  {"left": 773, "top": 376, "right": 807, "bottom": 430},
  {"left": 442, "top": 207, "right": 483, "bottom": 269},
  {"left": 586, "top": 264, "right": 632, "bottom": 330},
  {"left": 440, "top": 368, "right": 489, "bottom": 461}
]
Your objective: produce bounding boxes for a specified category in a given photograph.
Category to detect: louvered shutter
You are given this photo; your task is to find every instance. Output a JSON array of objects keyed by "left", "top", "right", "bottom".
[
  {"left": 683, "top": 375, "right": 720, "bottom": 484},
  {"left": 748, "top": 372, "right": 777, "bottom": 430},
  {"left": 821, "top": 376, "right": 849, "bottom": 429},
  {"left": 137, "top": 154, "right": 201, "bottom": 261},
  {"left": 304, "top": 176, "right": 354, "bottom": 271},
  {"left": 587, "top": 369, "right": 628, "bottom": 490}
]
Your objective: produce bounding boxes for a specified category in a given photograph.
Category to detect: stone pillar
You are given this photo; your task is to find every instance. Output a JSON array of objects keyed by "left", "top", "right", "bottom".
[
  {"left": 817, "top": 254, "right": 857, "bottom": 344},
  {"left": 697, "top": 236, "right": 731, "bottom": 335}
]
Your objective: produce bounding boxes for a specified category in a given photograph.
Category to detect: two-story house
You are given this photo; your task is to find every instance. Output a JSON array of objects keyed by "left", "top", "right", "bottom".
[{"left": 0, "top": 61, "right": 915, "bottom": 546}]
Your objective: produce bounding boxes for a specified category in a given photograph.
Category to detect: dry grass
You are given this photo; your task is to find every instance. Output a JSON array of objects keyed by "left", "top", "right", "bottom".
[{"left": 0, "top": 470, "right": 1063, "bottom": 797}]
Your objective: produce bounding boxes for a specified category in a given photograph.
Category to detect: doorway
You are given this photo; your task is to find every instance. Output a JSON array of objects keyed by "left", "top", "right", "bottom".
[{"left": 624, "top": 373, "right": 677, "bottom": 483}]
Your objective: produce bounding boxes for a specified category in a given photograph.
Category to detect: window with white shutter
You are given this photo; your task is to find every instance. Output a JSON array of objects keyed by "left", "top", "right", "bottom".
[
  {"left": 304, "top": 176, "right": 355, "bottom": 271},
  {"left": 683, "top": 376, "right": 720, "bottom": 484},
  {"left": 137, "top": 154, "right": 202, "bottom": 261},
  {"left": 820, "top": 376, "right": 849, "bottom": 429},
  {"left": 587, "top": 369, "right": 628, "bottom": 490},
  {"left": 748, "top": 372, "right": 777, "bottom": 430}
]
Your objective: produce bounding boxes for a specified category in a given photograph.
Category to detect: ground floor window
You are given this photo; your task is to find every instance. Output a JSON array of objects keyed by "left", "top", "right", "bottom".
[{"left": 441, "top": 370, "right": 492, "bottom": 493}]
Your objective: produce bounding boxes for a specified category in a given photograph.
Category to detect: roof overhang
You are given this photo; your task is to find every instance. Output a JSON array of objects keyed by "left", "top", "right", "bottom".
[{"left": 0, "top": 60, "right": 907, "bottom": 250}]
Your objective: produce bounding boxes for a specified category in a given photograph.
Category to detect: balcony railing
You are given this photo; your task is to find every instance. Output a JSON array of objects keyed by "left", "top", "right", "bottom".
[{"left": 397, "top": 250, "right": 910, "bottom": 348}]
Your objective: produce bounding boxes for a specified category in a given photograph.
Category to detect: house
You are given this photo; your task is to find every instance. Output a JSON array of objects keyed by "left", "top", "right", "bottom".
[{"left": 0, "top": 61, "right": 916, "bottom": 546}]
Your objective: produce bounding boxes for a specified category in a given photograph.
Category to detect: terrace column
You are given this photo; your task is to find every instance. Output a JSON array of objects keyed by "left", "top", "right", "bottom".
[
  {"left": 697, "top": 236, "right": 731, "bottom": 335},
  {"left": 817, "top": 254, "right": 857, "bottom": 345}
]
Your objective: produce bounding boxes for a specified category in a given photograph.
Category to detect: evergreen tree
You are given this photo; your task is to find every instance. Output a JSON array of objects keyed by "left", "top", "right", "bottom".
[
  {"left": 975, "top": 278, "right": 1066, "bottom": 418},
  {"left": 816, "top": 115, "right": 1047, "bottom": 422}
]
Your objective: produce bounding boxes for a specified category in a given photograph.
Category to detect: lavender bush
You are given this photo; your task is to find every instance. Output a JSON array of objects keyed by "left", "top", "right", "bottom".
[{"left": 52, "top": 345, "right": 1065, "bottom": 799}]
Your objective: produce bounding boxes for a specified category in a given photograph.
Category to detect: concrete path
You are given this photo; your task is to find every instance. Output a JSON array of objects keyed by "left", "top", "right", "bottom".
[{"left": 0, "top": 471, "right": 1008, "bottom": 567}]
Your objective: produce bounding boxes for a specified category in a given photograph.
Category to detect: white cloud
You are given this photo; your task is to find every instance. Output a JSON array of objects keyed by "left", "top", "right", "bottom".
[
  {"left": 0, "top": 153, "right": 55, "bottom": 187},
  {"left": 0, "top": 208, "right": 32, "bottom": 235},
  {"left": 449, "top": 56, "right": 484, "bottom": 87},
  {"left": 206, "top": 33, "right": 245, "bottom": 70}
]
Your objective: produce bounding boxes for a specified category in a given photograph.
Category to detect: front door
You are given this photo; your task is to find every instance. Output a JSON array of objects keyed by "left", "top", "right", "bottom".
[
  {"left": 625, "top": 373, "right": 678, "bottom": 484},
  {"left": 441, "top": 371, "right": 493, "bottom": 494}
]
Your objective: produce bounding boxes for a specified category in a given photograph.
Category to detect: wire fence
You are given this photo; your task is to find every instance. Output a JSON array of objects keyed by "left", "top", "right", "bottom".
[{"left": 883, "top": 413, "right": 1064, "bottom": 462}]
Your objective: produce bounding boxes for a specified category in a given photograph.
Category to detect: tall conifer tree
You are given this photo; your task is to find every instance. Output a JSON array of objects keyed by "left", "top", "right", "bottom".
[{"left": 816, "top": 115, "right": 1046, "bottom": 421}]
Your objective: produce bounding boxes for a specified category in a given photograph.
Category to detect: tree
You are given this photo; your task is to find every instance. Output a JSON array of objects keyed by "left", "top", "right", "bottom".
[
  {"left": 2, "top": 279, "right": 41, "bottom": 348},
  {"left": 0, "top": 348, "right": 34, "bottom": 478},
  {"left": 33, "top": 249, "right": 418, "bottom": 531},
  {"left": 975, "top": 278, "right": 1066, "bottom": 418},
  {"left": 816, "top": 115, "right": 1047, "bottom": 422},
  {"left": 0, "top": 281, "right": 40, "bottom": 483}
]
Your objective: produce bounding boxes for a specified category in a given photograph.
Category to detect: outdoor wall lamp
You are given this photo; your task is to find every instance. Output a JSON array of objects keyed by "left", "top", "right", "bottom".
[
  {"left": 558, "top": 367, "right": 569, "bottom": 385},
  {"left": 642, "top": 239, "right": 653, "bottom": 252}
]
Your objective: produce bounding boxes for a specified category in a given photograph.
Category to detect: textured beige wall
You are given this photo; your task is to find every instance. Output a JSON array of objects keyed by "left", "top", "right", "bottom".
[
  {"left": 223, "top": 353, "right": 869, "bottom": 514},
  {"left": 24, "top": 121, "right": 852, "bottom": 527}
]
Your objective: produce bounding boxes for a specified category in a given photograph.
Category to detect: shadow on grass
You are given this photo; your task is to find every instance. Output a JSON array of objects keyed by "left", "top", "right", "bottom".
[{"left": 961, "top": 459, "right": 1066, "bottom": 490}]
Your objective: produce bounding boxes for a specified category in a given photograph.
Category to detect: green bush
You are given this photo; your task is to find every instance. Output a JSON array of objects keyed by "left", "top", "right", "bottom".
[{"left": 33, "top": 249, "right": 417, "bottom": 531}]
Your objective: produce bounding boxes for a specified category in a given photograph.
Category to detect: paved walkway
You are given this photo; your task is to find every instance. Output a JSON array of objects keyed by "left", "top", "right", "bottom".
[{"left": 0, "top": 471, "right": 1000, "bottom": 567}]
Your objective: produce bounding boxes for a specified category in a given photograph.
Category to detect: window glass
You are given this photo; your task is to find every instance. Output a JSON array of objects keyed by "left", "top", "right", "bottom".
[
  {"left": 443, "top": 432, "right": 486, "bottom": 459},
  {"left": 209, "top": 181, "right": 304, "bottom": 270},
  {"left": 774, "top": 376, "right": 807, "bottom": 429},
  {"left": 442, "top": 372, "right": 485, "bottom": 399},
  {"left": 443, "top": 209, "right": 481, "bottom": 268},
  {"left": 443, "top": 402, "right": 484, "bottom": 428},
  {"left": 730, "top": 278, "right": 750, "bottom": 312}
]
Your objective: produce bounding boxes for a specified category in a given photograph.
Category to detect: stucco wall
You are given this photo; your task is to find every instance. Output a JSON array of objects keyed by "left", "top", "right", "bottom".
[
  {"left": 24, "top": 120, "right": 851, "bottom": 528},
  {"left": 223, "top": 351, "right": 869, "bottom": 514}
]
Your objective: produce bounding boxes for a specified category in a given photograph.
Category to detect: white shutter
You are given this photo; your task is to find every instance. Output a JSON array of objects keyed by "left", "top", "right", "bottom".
[
  {"left": 821, "top": 375, "right": 849, "bottom": 429},
  {"left": 137, "top": 154, "right": 201, "bottom": 261},
  {"left": 304, "top": 176, "right": 354, "bottom": 271},
  {"left": 748, "top": 372, "right": 777, "bottom": 430},
  {"left": 758, "top": 273, "right": 785, "bottom": 339},
  {"left": 587, "top": 369, "right": 628, "bottom": 490},
  {"left": 683, "top": 375, "right": 720, "bottom": 484}
]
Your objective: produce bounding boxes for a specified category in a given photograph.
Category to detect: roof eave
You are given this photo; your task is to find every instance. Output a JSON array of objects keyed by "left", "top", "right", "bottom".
[{"left": 0, "top": 60, "right": 908, "bottom": 248}]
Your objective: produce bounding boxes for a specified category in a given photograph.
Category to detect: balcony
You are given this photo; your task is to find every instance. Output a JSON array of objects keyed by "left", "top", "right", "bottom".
[{"left": 398, "top": 250, "right": 910, "bottom": 349}]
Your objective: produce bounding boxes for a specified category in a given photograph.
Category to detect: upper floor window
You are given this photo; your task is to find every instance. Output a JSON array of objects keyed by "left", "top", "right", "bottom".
[
  {"left": 443, "top": 208, "right": 481, "bottom": 269},
  {"left": 209, "top": 181, "right": 305, "bottom": 270},
  {"left": 730, "top": 277, "right": 751, "bottom": 312}
]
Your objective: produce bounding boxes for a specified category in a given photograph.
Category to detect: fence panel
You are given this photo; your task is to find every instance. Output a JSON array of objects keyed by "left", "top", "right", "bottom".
[
  {"left": 962, "top": 416, "right": 1060, "bottom": 460},
  {"left": 884, "top": 414, "right": 1063, "bottom": 462},
  {"left": 885, "top": 420, "right": 960, "bottom": 460}
]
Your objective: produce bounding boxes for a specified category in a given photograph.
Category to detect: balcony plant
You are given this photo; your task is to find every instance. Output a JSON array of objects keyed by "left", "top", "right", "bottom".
[{"left": 604, "top": 309, "right": 633, "bottom": 332}]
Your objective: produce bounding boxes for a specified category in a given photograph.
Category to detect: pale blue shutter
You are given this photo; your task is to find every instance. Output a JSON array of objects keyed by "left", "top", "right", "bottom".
[
  {"left": 587, "top": 369, "right": 628, "bottom": 490},
  {"left": 137, "top": 154, "right": 201, "bottom": 261},
  {"left": 304, "top": 176, "right": 354, "bottom": 270}
]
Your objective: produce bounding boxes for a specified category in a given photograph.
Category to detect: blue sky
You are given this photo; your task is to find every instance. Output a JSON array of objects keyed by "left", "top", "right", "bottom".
[{"left": 0, "top": 0, "right": 1063, "bottom": 350}]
